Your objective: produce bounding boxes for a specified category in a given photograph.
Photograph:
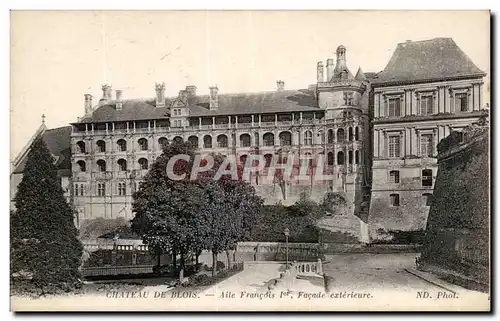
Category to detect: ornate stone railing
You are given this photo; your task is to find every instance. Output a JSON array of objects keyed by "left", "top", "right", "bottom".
[{"left": 293, "top": 259, "right": 323, "bottom": 276}]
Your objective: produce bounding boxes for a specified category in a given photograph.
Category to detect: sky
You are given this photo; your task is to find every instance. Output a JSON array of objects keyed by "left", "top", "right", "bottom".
[{"left": 10, "top": 10, "right": 490, "bottom": 160}]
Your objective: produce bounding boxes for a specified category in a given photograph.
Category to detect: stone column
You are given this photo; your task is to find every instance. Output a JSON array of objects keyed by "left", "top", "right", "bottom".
[
  {"left": 251, "top": 115, "right": 255, "bottom": 127},
  {"left": 381, "top": 131, "right": 387, "bottom": 158},
  {"left": 373, "top": 129, "right": 380, "bottom": 158},
  {"left": 405, "top": 127, "right": 411, "bottom": 157},
  {"left": 411, "top": 90, "right": 417, "bottom": 115},
  {"left": 473, "top": 84, "right": 481, "bottom": 111},
  {"left": 449, "top": 88, "right": 455, "bottom": 113},
  {"left": 235, "top": 115, "right": 238, "bottom": 129},
  {"left": 212, "top": 117, "right": 215, "bottom": 129},
  {"left": 410, "top": 127, "right": 417, "bottom": 156},
  {"left": 479, "top": 83, "right": 484, "bottom": 109},
  {"left": 374, "top": 93, "right": 380, "bottom": 118},
  {"left": 259, "top": 114, "right": 262, "bottom": 127},
  {"left": 468, "top": 87, "right": 473, "bottom": 112},
  {"left": 198, "top": 117, "right": 201, "bottom": 129}
]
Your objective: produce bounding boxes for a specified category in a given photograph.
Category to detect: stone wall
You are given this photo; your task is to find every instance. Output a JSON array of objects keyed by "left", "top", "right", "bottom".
[{"left": 420, "top": 115, "right": 489, "bottom": 289}]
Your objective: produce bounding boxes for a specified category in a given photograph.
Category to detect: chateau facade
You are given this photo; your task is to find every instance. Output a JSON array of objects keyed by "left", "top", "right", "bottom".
[{"left": 11, "top": 38, "right": 487, "bottom": 242}]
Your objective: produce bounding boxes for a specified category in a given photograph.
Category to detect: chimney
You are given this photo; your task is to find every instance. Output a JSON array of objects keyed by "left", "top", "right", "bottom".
[
  {"left": 84, "top": 94, "right": 93, "bottom": 116},
  {"left": 326, "top": 59, "right": 334, "bottom": 82},
  {"left": 185, "top": 85, "right": 197, "bottom": 97},
  {"left": 334, "top": 45, "right": 347, "bottom": 75},
  {"left": 179, "top": 89, "right": 188, "bottom": 103},
  {"left": 317, "top": 61, "right": 324, "bottom": 82},
  {"left": 209, "top": 86, "right": 219, "bottom": 110},
  {"left": 276, "top": 80, "right": 285, "bottom": 92},
  {"left": 155, "top": 82, "right": 166, "bottom": 107},
  {"left": 101, "top": 84, "right": 112, "bottom": 102},
  {"left": 116, "top": 90, "right": 123, "bottom": 111}
]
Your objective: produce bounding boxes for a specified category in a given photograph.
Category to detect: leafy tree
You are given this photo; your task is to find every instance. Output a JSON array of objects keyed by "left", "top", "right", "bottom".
[{"left": 11, "top": 137, "right": 83, "bottom": 294}]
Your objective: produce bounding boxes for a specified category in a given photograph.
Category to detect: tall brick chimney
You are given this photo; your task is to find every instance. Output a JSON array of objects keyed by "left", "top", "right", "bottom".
[
  {"left": 185, "top": 85, "right": 197, "bottom": 98},
  {"left": 276, "top": 80, "right": 285, "bottom": 92},
  {"left": 317, "top": 61, "right": 324, "bottom": 82},
  {"left": 179, "top": 89, "right": 188, "bottom": 103},
  {"left": 101, "top": 84, "right": 112, "bottom": 102},
  {"left": 84, "top": 94, "right": 93, "bottom": 116},
  {"left": 116, "top": 90, "right": 123, "bottom": 111},
  {"left": 326, "top": 59, "right": 334, "bottom": 82},
  {"left": 209, "top": 86, "right": 219, "bottom": 111},
  {"left": 155, "top": 82, "right": 166, "bottom": 107}
]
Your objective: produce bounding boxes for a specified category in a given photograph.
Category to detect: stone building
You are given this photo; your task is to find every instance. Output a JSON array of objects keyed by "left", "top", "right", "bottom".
[{"left": 11, "top": 38, "right": 488, "bottom": 242}]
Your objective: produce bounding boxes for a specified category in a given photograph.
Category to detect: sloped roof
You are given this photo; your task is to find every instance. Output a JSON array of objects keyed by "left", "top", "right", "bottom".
[
  {"left": 13, "top": 126, "right": 72, "bottom": 174},
  {"left": 355, "top": 67, "right": 367, "bottom": 81},
  {"left": 77, "top": 89, "right": 320, "bottom": 123},
  {"left": 373, "top": 38, "right": 485, "bottom": 85}
]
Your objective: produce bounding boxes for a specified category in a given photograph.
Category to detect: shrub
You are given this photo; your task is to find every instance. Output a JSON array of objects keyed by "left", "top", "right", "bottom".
[{"left": 216, "top": 261, "right": 226, "bottom": 271}]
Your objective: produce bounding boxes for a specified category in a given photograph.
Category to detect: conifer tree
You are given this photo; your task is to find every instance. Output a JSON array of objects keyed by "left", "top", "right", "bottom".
[{"left": 11, "top": 137, "right": 83, "bottom": 294}]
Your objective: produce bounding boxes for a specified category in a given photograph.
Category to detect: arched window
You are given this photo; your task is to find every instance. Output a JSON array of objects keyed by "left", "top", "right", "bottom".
[
  {"left": 327, "top": 129, "right": 334, "bottom": 143},
  {"left": 240, "top": 154, "right": 248, "bottom": 165},
  {"left": 355, "top": 150, "right": 360, "bottom": 164},
  {"left": 158, "top": 137, "right": 168, "bottom": 149},
  {"left": 97, "top": 159, "right": 106, "bottom": 172},
  {"left": 138, "top": 158, "right": 149, "bottom": 170},
  {"left": 337, "top": 151, "right": 345, "bottom": 165},
  {"left": 203, "top": 135, "right": 212, "bottom": 148},
  {"left": 173, "top": 136, "right": 183, "bottom": 144},
  {"left": 348, "top": 150, "right": 353, "bottom": 164},
  {"left": 355, "top": 126, "right": 360, "bottom": 141},
  {"left": 117, "top": 159, "right": 127, "bottom": 171},
  {"left": 97, "top": 182, "right": 106, "bottom": 196},
  {"left": 96, "top": 140, "right": 106, "bottom": 153},
  {"left": 422, "top": 169, "right": 433, "bottom": 187},
  {"left": 138, "top": 138, "right": 148, "bottom": 151},
  {"left": 263, "top": 133, "right": 275, "bottom": 146},
  {"left": 217, "top": 134, "right": 228, "bottom": 148},
  {"left": 117, "top": 139, "right": 127, "bottom": 152},
  {"left": 240, "top": 134, "right": 251, "bottom": 147},
  {"left": 327, "top": 152, "right": 334, "bottom": 165},
  {"left": 76, "top": 160, "right": 86, "bottom": 172},
  {"left": 187, "top": 136, "right": 198, "bottom": 148},
  {"left": 348, "top": 127, "right": 354, "bottom": 141},
  {"left": 77, "top": 141, "right": 86, "bottom": 153},
  {"left": 279, "top": 131, "right": 292, "bottom": 146},
  {"left": 304, "top": 131, "right": 313, "bottom": 145},
  {"left": 337, "top": 129, "right": 345, "bottom": 142},
  {"left": 264, "top": 154, "right": 273, "bottom": 167},
  {"left": 304, "top": 152, "right": 313, "bottom": 168}
]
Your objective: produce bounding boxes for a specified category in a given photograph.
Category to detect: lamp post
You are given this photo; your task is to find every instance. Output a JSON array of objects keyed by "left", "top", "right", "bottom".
[{"left": 284, "top": 227, "right": 290, "bottom": 269}]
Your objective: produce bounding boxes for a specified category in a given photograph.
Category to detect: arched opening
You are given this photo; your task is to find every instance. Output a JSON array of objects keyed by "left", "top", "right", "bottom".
[
  {"left": 304, "top": 131, "right": 313, "bottom": 145},
  {"left": 279, "top": 131, "right": 292, "bottom": 146},
  {"left": 327, "top": 152, "right": 334, "bottom": 165},
  {"left": 173, "top": 136, "right": 183, "bottom": 143},
  {"left": 303, "top": 152, "right": 313, "bottom": 168},
  {"left": 264, "top": 154, "right": 273, "bottom": 167},
  {"left": 240, "top": 134, "right": 251, "bottom": 147},
  {"left": 97, "top": 159, "right": 106, "bottom": 172},
  {"left": 348, "top": 127, "right": 354, "bottom": 141},
  {"left": 117, "top": 139, "right": 127, "bottom": 152},
  {"left": 327, "top": 129, "right": 334, "bottom": 143},
  {"left": 355, "top": 150, "right": 360, "bottom": 164},
  {"left": 348, "top": 150, "right": 353, "bottom": 164},
  {"left": 337, "top": 129, "right": 345, "bottom": 143},
  {"left": 138, "top": 158, "right": 149, "bottom": 170},
  {"left": 96, "top": 140, "right": 106, "bottom": 153},
  {"left": 117, "top": 159, "right": 127, "bottom": 171},
  {"left": 76, "top": 160, "right": 86, "bottom": 172},
  {"left": 158, "top": 137, "right": 168, "bottom": 149},
  {"left": 138, "top": 138, "right": 148, "bottom": 151},
  {"left": 77, "top": 141, "right": 86, "bottom": 153},
  {"left": 217, "top": 134, "right": 228, "bottom": 148},
  {"left": 355, "top": 126, "right": 360, "bottom": 141},
  {"left": 187, "top": 136, "right": 198, "bottom": 148},
  {"left": 337, "top": 151, "right": 345, "bottom": 165},
  {"left": 263, "top": 133, "right": 275, "bottom": 146},
  {"left": 240, "top": 154, "right": 248, "bottom": 165},
  {"left": 203, "top": 135, "right": 212, "bottom": 148}
]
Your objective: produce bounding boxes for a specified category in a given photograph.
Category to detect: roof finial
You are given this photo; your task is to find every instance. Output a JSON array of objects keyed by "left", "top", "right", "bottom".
[{"left": 41, "top": 114, "right": 46, "bottom": 124}]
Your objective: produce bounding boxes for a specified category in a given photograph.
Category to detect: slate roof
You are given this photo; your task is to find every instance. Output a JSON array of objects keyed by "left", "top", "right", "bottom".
[
  {"left": 373, "top": 38, "right": 485, "bottom": 85},
  {"left": 77, "top": 89, "right": 320, "bottom": 123},
  {"left": 13, "top": 126, "right": 72, "bottom": 174}
]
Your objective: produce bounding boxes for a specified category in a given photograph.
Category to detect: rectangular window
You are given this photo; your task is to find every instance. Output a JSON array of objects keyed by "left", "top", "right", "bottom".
[
  {"left": 388, "top": 136, "right": 401, "bottom": 158},
  {"left": 388, "top": 98, "right": 401, "bottom": 117},
  {"left": 118, "top": 183, "right": 126, "bottom": 196},
  {"left": 97, "top": 183, "right": 105, "bottom": 196},
  {"left": 390, "top": 194, "right": 400, "bottom": 206},
  {"left": 389, "top": 170, "right": 400, "bottom": 183},
  {"left": 422, "top": 169, "right": 433, "bottom": 187},
  {"left": 420, "top": 95, "right": 434, "bottom": 115},
  {"left": 456, "top": 93, "right": 468, "bottom": 112},
  {"left": 420, "top": 134, "right": 434, "bottom": 157}
]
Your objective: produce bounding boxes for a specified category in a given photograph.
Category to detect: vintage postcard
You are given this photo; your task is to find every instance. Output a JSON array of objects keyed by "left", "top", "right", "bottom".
[{"left": 10, "top": 10, "right": 491, "bottom": 312}]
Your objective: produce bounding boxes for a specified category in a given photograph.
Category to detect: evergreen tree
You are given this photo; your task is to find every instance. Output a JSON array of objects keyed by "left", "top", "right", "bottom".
[{"left": 11, "top": 137, "right": 83, "bottom": 294}]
